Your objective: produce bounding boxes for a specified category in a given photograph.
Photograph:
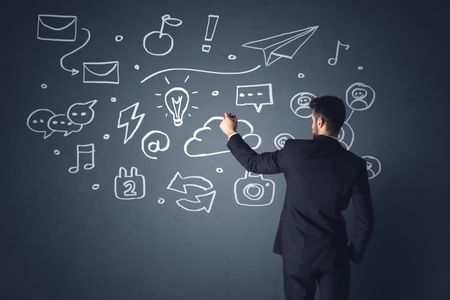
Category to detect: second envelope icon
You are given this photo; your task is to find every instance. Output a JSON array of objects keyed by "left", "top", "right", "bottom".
[{"left": 83, "top": 61, "right": 120, "bottom": 84}]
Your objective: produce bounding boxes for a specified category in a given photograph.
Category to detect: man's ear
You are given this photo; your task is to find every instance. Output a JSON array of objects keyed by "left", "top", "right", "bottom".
[{"left": 318, "top": 116, "right": 324, "bottom": 128}]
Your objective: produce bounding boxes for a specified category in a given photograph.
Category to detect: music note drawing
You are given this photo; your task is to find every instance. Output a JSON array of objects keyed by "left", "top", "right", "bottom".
[
  {"left": 328, "top": 40, "right": 350, "bottom": 66},
  {"left": 68, "top": 143, "right": 95, "bottom": 173}
]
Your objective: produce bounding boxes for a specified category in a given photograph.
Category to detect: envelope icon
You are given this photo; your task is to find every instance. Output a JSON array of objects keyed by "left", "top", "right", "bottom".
[
  {"left": 83, "top": 61, "right": 120, "bottom": 84},
  {"left": 37, "top": 14, "right": 77, "bottom": 42}
]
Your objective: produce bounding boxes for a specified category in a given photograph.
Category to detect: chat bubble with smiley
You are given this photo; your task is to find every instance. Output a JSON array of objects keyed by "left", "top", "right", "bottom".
[
  {"left": 26, "top": 108, "right": 56, "bottom": 139},
  {"left": 345, "top": 82, "right": 375, "bottom": 111},
  {"left": 67, "top": 99, "right": 97, "bottom": 125},
  {"left": 48, "top": 114, "right": 83, "bottom": 136}
]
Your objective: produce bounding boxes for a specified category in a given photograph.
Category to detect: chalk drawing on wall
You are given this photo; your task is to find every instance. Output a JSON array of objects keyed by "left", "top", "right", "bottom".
[
  {"left": 242, "top": 25, "right": 319, "bottom": 67},
  {"left": 37, "top": 14, "right": 77, "bottom": 42},
  {"left": 290, "top": 92, "right": 316, "bottom": 118},
  {"left": 59, "top": 28, "right": 91, "bottom": 75},
  {"left": 83, "top": 61, "right": 119, "bottom": 84},
  {"left": 117, "top": 102, "right": 145, "bottom": 144},
  {"left": 236, "top": 83, "right": 273, "bottom": 113},
  {"left": 274, "top": 133, "right": 294, "bottom": 150},
  {"left": 27, "top": 109, "right": 56, "bottom": 139},
  {"left": 328, "top": 40, "right": 350, "bottom": 66},
  {"left": 67, "top": 99, "right": 97, "bottom": 126},
  {"left": 234, "top": 171, "right": 275, "bottom": 207},
  {"left": 68, "top": 143, "right": 95, "bottom": 173},
  {"left": 141, "top": 130, "right": 170, "bottom": 159},
  {"left": 167, "top": 172, "right": 216, "bottom": 213},
  {"left": 362, "top": 155, "right": 382, "bottom": 180},
  {"left": 27, "top": 100, "right": 96, "bottom": 138},
  {"left": 202, "top": 15, "right": 219, "bottom": 53},
  {"left": 143, "top": 14, "right": 183, "bottom": 56},
  {"left": 114, "top": 167, "right": 146, "bottom": 200},
  {"left": 345, "top": 82, "right": 375, "bottom": 112},
  {"left": 48, "top": 113, "right": 83, "bottom": 136},
  {"left": 141, "top": 65, "right": 261, "bottom": 83},
  {"left": 184, "top": 116, "right": 261, "bottom": 158},
  {"left": 338, "top": 122, "right": 355, "bottom": 150},
  {"left": 153, "top": 76, "right": 199, "bottom": 127}
]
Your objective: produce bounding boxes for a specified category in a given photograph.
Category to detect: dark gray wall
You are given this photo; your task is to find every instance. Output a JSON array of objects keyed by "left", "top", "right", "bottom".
[{"left": 2, "top": 0, "right": 449, "bottom": 299}]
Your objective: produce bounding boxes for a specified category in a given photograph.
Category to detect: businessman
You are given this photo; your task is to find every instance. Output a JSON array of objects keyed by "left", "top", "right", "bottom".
[{"left": 220, "top": 96, "right": 374, "bottom": 300}]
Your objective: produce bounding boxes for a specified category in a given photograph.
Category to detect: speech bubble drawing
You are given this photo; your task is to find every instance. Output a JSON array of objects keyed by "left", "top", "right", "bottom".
[
  {"left": 48, "top": 114, "right": 83, "bottom": 136},
  {"left": 236, "top": 83, "right": 273, "bottom": 113},
  {"left": 67, "top": 99, "right": 97, "bottom": 125},
  {"left": 27, "top": 108, "right": 56, "bottom": 139}
]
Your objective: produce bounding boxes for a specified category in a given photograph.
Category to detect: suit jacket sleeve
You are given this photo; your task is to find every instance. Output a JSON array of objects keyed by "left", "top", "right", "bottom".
[
  {"left": 348, "top": 160, "right": 375, "bottom": 264},
  {"left": 226, "top": 133, "right": 286, "bottom": 174}
]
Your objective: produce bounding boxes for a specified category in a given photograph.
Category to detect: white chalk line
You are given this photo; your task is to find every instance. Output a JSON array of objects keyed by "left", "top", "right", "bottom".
[{"left": 141, "top": 65, "right": 261, "bottom": 83}]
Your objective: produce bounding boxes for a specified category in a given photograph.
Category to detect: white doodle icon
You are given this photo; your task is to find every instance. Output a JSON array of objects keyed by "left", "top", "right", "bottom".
[
  {"left": 274, "top": 133, "right": 294, "bottom": 150},
  {"left": 234, "top": 171, "right": 275, "bottom": 207},
  {"left": 202, "top": 15, "right": 219, "bottom": 53},
  {"left": 48, "top": 113, "right": 83, "bottom": 136},
  {"left": 184, "top": 116, "right": 261, "bottom": 158},
  {"left": 167, "top": 172, "right": 216, "bottom": 213},
  {"left": 141, "top": 130, "right": 170, "bottom": 159},
  {"left": 338, "top": 122, "right": 355, "bottom": 150},
  {"left": 83, "top": 61, "right": 119, "bottom": 84},
  {"left": 114, "top": 167, "right": 146, "bottom": 200},
  {"left": 67, "top": 99, "right": 97, "bottom": 125},
  {"left": 27, "top": 108, "right": 56, "bottom": 139},
  {"left": 242, "top": 25, "right": 319, "bottom": 66},
  {"left": 165, "top": 87, "right": 190, "bottom": 127},
  {"left": 362, "top": 156, "right": 382, "bottom": 179},
  {"left": 328, "top": 40, "right": 350, "bottom": 66},
  {"left": 290, "top": 92, "right": 316, "bottom": 118},
  {"left": 37, "top": 14, "right": 77, "bottom": 42},
  {"left": 27, "top": 99, "right": 96, "bottom": 138},
  {"left": 236, "top": 83, "right": 273, "bottom": 113},
  {"left": 153, "top": 76, "right": 199, "bottom": 127},
  {"left": 60, "top": 28, "right": 91, "bottom": 75},
  {"left": 345, "top": 82, "right": 375, "bottom": 111},
  {"left": 68, "top": 143, "right": 95, "bottom": 173},
  {"left": 117, "top": 103, "right": 145, "bottom": 144},
  {"left": 143, "top": 14, "right": 183, "bottom": 56}
]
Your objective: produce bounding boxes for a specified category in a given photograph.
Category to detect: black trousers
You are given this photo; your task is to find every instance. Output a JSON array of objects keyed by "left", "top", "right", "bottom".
[{"left": 282, "top": 259, "right": 351, "bottom": 300}]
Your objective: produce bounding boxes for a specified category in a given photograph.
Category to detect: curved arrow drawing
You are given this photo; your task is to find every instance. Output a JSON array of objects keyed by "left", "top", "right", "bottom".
[
  {"left": 167, "top": 171, "right": 213, "bottom": 194},
  {"left": 60, "top": 27, "right": 91, "bottom": 75},
  {"left": 176, "top": 190, "right": 216, "bottom": 213}
]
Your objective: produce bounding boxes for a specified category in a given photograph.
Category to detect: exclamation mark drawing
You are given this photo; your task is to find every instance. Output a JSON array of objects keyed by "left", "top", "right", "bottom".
[{"left": 202, "top": 15, "right": 219, "bottom": 53}]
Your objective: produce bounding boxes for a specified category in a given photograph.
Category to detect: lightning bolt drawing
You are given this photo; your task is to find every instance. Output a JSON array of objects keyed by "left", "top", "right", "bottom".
[{"left": 117, "top": 102, "right": 145, "bottom": 144}]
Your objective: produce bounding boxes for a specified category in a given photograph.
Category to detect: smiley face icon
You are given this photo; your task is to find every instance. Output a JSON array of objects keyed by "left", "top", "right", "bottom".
[
  {"left": 290, "top": 92, "right": 316, "bottom": 118},
  {"left": 345, "top": 82, "right": 375, "bottom": 111}
]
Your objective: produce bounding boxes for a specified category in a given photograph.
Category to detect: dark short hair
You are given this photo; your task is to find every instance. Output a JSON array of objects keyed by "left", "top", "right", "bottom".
[{"left": 309, "top": 95, "right": 346, "bottom": 134}]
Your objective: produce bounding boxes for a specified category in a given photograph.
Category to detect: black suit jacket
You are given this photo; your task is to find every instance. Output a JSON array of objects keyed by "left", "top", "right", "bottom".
[{"left": 226, "top": 133, "right": 374, "bottom": 271}]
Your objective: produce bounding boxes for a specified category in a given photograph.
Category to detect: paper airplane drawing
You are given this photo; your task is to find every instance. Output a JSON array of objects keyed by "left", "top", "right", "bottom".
[{"left": 242, "top": 25, "right": 319, "bottom": 67}]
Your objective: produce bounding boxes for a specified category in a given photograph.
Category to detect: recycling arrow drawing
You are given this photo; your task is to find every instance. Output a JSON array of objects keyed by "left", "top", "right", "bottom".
[{"left": 167, "top": 172, "right": 216, "bottom": 213}]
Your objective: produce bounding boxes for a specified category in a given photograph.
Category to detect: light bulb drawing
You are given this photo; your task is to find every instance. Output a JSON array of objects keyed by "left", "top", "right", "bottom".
[
  {"left": 154, "top": 76, "right": 199, "bottom": 127},
  {"left": 165, "top": 87, "right": 189, "bottom": 127}
]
